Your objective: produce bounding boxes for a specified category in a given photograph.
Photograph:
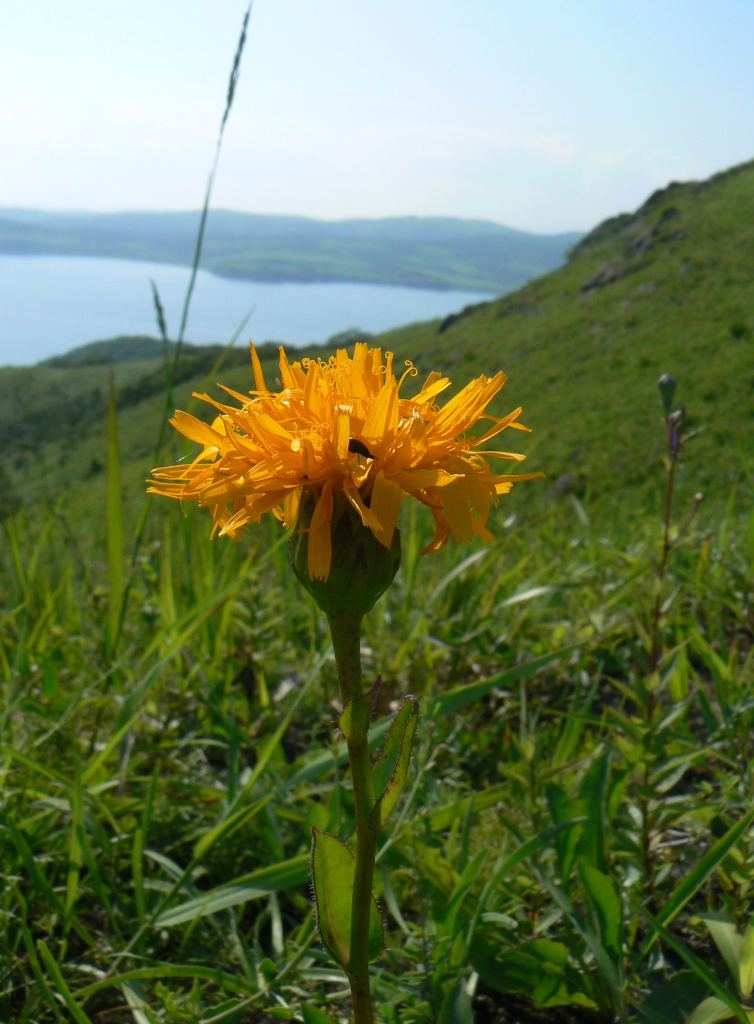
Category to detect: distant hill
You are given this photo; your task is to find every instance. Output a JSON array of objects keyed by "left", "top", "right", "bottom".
[
  {"left": 42, "top": 336, "right": 177, "bottom": 367},
  {"left": 0, "top": 208, "right": 580, "bottom": 293},
  {"left": 1, "top": 159, "right": 752, "bottom": 532}
]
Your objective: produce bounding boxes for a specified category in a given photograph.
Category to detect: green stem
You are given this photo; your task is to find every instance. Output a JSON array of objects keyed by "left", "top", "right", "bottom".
[{"left": 328, "top": 610, "right": 377, "bottom": 1024}]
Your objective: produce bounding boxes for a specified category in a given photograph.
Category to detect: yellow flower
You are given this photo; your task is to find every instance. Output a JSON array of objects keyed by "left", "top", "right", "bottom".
[{"left": 149, "top": 343, "right": 538, "bottom": 581}]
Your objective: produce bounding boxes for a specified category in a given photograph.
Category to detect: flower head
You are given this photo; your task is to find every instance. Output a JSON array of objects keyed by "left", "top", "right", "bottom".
[{"left": 149, "top": 343, "right": 537, "bottom": 581}]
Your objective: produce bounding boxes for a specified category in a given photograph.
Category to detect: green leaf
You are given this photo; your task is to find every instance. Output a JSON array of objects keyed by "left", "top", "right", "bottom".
[
  {"left": 121, "top": 983, "right": 152, "bottom": 1024},
  {"left": 8, "top": 825, "right": 96, "bottom": 950},
  {"left": 635, "top": 809, "right": 754, "bottom": 963},
  {"left": 302, "top": 1008, "right": 338, "bottom": 1024},
  {"left": 637, "top": 970, "right": 711, "bottom": 1024},
  {"left": 691, "top": 631, "right": 733, "bottom": 687},
  {"left": 546, "top": 784, "right": 580, "bottom": 886},
  {"left": 546, "top": 757, "right": 609, "bottom": 888},
  {"left": 428, "top": 782, "right": 508, "bottom": 832},
  {"left": 539, "top": 874, "right": 623, "bottom": 1005},
  {"left": 438, "top": 849, "right": 488, "bottom": 943},
  {"left": 438, "top": 979, "right": 474, "bottom": 1024},
  {"left": 471, "top": 938, "right": 598, "bottom": 1010},
  {"left": 687, "top": 996, "right": 737, "bottom": 1024},
  {"left": 18, "top": 925, "right": 68, "bottom": 1024},
  {"left": 739, "top": 919, "right": 754, "bottom": 999},
  {"left": 435, "top": 646, "right": 578, "bottom": 716},
  {"left": 338, "top": 701, "right": 354, "bottom": 738},
  {"left": 311, "top": 829, "right": 383, "bottom": 969},
  {"left": 578, "top": 752, "right": 609, "bottom": 873},
  {"left": 579, "top": 864, "right": 623, "bottom": 966},
  {"left": 700, "top": 915, "right": 743, "bottom": 987},
  {"left": 38, "top": 941, "right": 95, "bottom": 1024},
  {"left": 155, "top": 854, "right": 309, "bottom": 927},
  {"left": 76, "top": 964, "right": 249, "bottom": 1000},
  {"left": 637, "top": 907, "right": 748, "bottom": 1024},
  {"left": 64, "top": 771, "right": 85, "bottom": 921},
  {"left": 193, "top": 796, "right": 270, "bottom": 861},
  {"left": 371, "top": 696, "right": 419, "bottom": 829},
  {"left": 551, "top": 679, "right": 599, "bottom": 768},
  {"left": 412, "top": 841, "right": 460, "bottom": 895}
]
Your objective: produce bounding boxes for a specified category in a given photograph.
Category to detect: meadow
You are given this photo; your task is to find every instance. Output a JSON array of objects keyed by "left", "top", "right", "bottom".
[
  {"left": 2, "top": 397, "right": 753, "bottom": 1023},
  {"left": 1, "top": 156, "right": 753, "bottom": 1023}
]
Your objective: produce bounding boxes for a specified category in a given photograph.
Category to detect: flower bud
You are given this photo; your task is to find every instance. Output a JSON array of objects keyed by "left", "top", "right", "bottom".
[
  {"left": 657, "top": 373, "right": 676, "bottom": 417},
  {"left": 289, "top": 492, "right": 401, "bottom": 617}
]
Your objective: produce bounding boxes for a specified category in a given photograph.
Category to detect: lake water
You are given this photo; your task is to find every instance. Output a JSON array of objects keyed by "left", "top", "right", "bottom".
[{"left": 0, "top": 254, "right": 493, "bottom": 366}]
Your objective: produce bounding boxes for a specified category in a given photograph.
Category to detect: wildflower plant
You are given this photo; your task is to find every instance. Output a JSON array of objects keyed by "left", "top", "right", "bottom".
[{"left": 149, "top": 342, "right": 536, "bottom": 1022}]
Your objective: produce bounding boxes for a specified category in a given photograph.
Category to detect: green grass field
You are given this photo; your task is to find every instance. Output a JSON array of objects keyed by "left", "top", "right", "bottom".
[{"left": 1, "top": 159, "right": 753, "bottom": 1023}]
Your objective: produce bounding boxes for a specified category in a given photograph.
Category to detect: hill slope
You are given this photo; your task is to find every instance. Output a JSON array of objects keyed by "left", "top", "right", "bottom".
[
  {"left": 0, "top": 209, "right": 580, "bottom": 293},
  {"left": 1, "top": 160, "right": 752, "bottom": 533},
  {"left": 381, "top": 158, "right": 754, "bottom": 512}
]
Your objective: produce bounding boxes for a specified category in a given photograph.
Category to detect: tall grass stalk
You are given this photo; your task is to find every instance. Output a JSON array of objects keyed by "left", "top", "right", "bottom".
[{"left": 107, "top": 3, "right": 255, "bottom": 658}]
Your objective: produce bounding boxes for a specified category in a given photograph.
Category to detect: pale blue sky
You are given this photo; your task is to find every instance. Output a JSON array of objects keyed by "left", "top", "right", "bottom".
[{"left": 2, "top": 0, "right": 752, "bottom": 232}]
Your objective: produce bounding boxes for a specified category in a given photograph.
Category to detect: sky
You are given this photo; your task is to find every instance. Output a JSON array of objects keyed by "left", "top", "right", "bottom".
[{"left": 2, "top": 0, "right": 753, "bottom": 233}]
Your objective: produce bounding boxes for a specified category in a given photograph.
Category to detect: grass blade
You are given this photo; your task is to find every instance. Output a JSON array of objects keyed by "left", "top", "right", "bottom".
[
  {"left": 635, "top": 808, "right": 754, "bottom": 963},
  {"left": 637, "top": 907, "right": 748, "bottom": 1024},
  {"left": 154, "top": 854, "right": 310, "bottom": 927},
  {"left": 435, "top": 644, "right": 578, "bottom": 716},
  {"left": 105, "top": 373, "right": 124, "bottom": 654},
  {"left": 37, "top": 940, "right": 95, "bottom": 1024}
]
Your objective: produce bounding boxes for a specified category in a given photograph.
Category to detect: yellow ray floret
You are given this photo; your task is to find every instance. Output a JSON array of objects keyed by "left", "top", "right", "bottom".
[{"left": 148, "top": 343, "right": 539, "bottom": 580}]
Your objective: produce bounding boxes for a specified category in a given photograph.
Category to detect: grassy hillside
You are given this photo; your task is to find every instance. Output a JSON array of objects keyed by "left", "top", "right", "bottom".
[
  {"left": 0, "top": 208, "right": 580, "bottom": 293},
  {"left": 381, "top": 158, "right": 754, "bottom": 515}
]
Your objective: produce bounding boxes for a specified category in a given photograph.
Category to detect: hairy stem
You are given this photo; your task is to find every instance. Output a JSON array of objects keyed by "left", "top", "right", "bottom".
[{"left": 328, "top": 611, "right": 377, "bottom": 1024}]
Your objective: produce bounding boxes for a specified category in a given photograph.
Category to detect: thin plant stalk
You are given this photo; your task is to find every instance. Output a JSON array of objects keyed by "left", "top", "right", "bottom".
[
  {"left": 328, "top": 609, "right": 377, "bottom": 1024},
  {"left": 111, "top": 3, "right": 254, "bottom": 657},
  {"left": 641, "top": 390, "right": 698, "bottom": 903},
  {"left": 647, "top": 410, "right": 682, "bottom": 686},
  {"left": 639, "top": 407, "right": 681, "bottom": 902}
]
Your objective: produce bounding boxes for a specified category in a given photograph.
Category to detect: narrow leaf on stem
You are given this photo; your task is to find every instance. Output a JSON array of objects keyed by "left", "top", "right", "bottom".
[
  {"left": 371, "top": 696, "right": 419, "bottom": 830},
  {"left": 311, "top": 828, "right": 383, "bottom": 969}
]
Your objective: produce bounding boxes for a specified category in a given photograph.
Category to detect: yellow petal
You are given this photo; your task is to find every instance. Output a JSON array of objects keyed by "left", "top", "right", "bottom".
[
  {"left": 391, "top": 468, "right": 460, "bottom": 492},
  {"left": 249, "top": 411, "right": 293, "bottom": 446},
  {"left": 279, "top": 347, "right": 306, "bottom": 390},
  {"left": 472, "top": 520, "right": 495, "bottom": 542},
  {"left": 413, "top": 375, "right": 452, "bottom": 405},
  {"left": 218, "top": 383, "right": 254, "bottom": 406},
  {"left": 474, "top": 407, "right": 523, "bottom": 444},
  {"left": 308, "top": 484, "right": 334, "bottom": 580},
  {"left": 481, "top": 450, "right": 528, "bottom": 462},
  {"left": 362, "top": 377, "right": 398, "bottom": 443},
  {"left": 493, "top": 472, "right": 544, "bottom": 485},
  {"left": 303, "top": 359, "right": 320, "bottom": 412},
  {"left": 437, "top": 480, "right": 475, "bottom": 542},
  {"left": 284, "top": 487, "right": 302, "bottom": 529},
  {"left": 219, "top": 506, "right": 254, "bottom": 536},
  {"left": 343, "top": 480, "right": 371, "bottom": 526},
  {"left": 250, "top": 344, "right": 267, "bottom": 393},
  {"left": 170, "top": 410, "right": 225, "bottom": 449},
  {"left": 334, "top": 410, "right": 350, "bottom": 461},
  {"left": 368, "top": 472, "right": 403, "bottom": 549},
  {"left": 420, "top": 508, "right": 450, "bottom": 556},
  {"left": 433, "top": 373, "right": 506, "bottom": 438}
]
